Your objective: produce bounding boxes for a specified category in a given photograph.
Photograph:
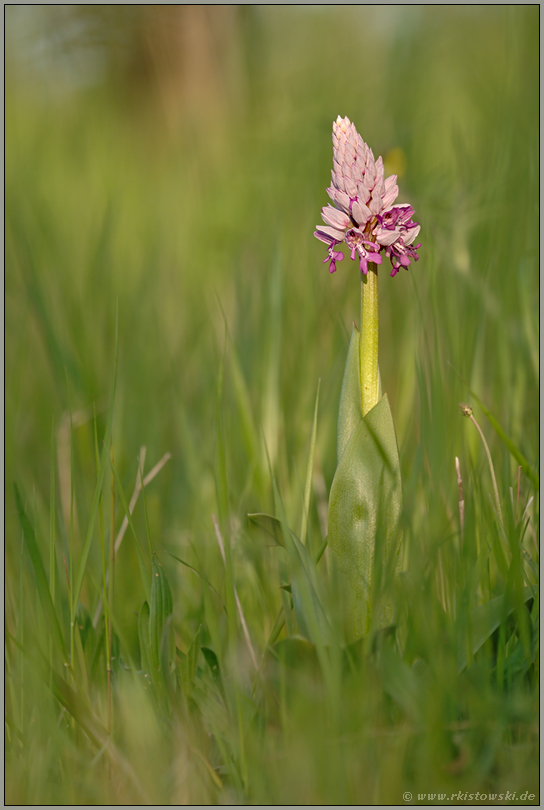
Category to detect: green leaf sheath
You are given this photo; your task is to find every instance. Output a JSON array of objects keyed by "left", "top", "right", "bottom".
[{"left": 329, "top": 330, "right": 402, "bottom": 641}]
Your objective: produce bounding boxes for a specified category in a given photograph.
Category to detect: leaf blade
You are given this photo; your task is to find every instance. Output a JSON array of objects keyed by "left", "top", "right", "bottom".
[
  {"left": 14, "top": 484, "right": 67, "bottom": 659},
  {"left": 328, "top": 394, "right": 402, "bottom": 641}
]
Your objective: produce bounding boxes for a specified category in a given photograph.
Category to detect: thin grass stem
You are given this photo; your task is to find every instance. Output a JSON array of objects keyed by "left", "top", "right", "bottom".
[
  {"left": 139, "top": 456, "right": 154, "bottom": 562},
  {"left": 460, "top": 404, "right": 504, "bottom": 531},
  {"left": 91, "top": 449, "right": 171, "bottom": 628}
]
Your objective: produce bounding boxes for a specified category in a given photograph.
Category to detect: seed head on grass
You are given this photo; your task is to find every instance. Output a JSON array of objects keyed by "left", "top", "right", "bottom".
[
  {"left": 314, "top": 115, "right": 421, "bottom": 277},
  {"left": 460, "top": 402, "right": 504, "bottom": 530}
]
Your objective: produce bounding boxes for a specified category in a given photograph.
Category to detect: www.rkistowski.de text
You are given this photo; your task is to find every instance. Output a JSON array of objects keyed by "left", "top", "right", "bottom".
[{"left": 402, "top": 790, "right": 536, "bottom": 803}]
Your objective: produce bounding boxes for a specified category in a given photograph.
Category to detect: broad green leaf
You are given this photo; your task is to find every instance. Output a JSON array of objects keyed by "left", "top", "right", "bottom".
[
  {"left": 457, "top": 586, "right": 536, "bottom": 672},
  {"left": 328, "top": 393, "right": 402, "bottom": 642}
]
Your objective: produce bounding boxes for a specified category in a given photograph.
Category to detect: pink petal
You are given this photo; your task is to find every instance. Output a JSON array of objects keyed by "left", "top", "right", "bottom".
[
  {"left": 403, "top": 225, "right": 421, "bottom": 246},
  {"left": 351, "top": 199, "right": 372, "bottom": 225},
  {"left": 384, "top": 174, "right": 397, "bottom": 192},
  {"left": 356, "top": 182, "right": 371, "bottom": 204},
  {"left": 327, "top": 187, "right": 351, "bottom": 212},
  {"left": 315, "top": 225, "right": 346, "bottom": 242},
  {"left": 345, "top": 143, "right": 356, "bottom": 164},
  {"left": 351, "top": 163, "right": 363, "bottom": 184},
  {"left": 343, "top": 175, "right": 358, "bottom": 197},
  {"left": 321, "top": 205, "right": 351, "bottom": 230},
  {"left": 368, "top": 194, "right": 383, "bottom": 215},
  {"left": 375, "top": 228, "right": 401, "bottom": 246},
  {"left": 374, "top": 178, "right": 385, "bottom": 197},
  {"left": 381, "top": 186, "right": 399, "bottom": 209},
  {"left": 334, "top": 174, "right": 346, "bottom": 195}
]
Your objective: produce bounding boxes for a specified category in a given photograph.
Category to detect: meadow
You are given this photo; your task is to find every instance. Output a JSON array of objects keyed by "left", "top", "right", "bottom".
[{"left": 5, "top": 6, "right": 539, "bottom": 804}]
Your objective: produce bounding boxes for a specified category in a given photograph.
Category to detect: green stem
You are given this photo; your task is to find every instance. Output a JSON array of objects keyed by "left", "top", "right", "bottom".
[{"left": 360, "top": 264, "right": 379, "bottom": 417}]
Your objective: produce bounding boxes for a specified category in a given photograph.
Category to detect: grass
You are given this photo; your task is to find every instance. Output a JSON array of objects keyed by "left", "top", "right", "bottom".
[{"left": 5, "top": 6, "right": 539, "bottom": 805}]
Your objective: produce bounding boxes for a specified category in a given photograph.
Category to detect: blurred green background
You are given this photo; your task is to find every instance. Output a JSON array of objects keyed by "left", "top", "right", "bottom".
[{"left": 5, "top": 6, "right": 539, "bottom": 804}]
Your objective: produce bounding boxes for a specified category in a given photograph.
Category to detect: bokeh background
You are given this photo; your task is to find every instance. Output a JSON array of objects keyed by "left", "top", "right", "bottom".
[{"left": 5, "top": 7, "right": 539, "bottom": 803}]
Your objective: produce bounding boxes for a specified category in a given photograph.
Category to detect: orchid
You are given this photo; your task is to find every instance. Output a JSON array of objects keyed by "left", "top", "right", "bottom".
[
  {"left": 314, "top": 116, "right": 420, "bottom": 277},
  {"left": 319, "top": 117, "right": 409, "bottom": 641}
]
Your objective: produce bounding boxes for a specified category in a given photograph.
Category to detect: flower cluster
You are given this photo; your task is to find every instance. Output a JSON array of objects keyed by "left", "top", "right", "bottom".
[{"left": 314, "top": 116, "right": 420, "bottom": 277}]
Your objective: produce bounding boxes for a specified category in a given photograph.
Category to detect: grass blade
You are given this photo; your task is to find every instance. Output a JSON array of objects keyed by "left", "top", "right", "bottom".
[
  {"left": 108, "top": 448, "right": 151, "bottom": 603},
  {"left": 452, "top": 366, "right": 539, "bottom": 489},
  {"left": 71, "top": 303, "right": 119, "bottom": 614},
  {"left": 300, "top": 379, "right": 320, "bottom": 549},
  {"left": 457, "top": 586, "right": 536, "bottom": 672},
  {"left": 13, "top": 484, "right": 67, "bottom": 659},
  {"left": 167, "top": 551, "right": 226, "bottom": 611}
]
